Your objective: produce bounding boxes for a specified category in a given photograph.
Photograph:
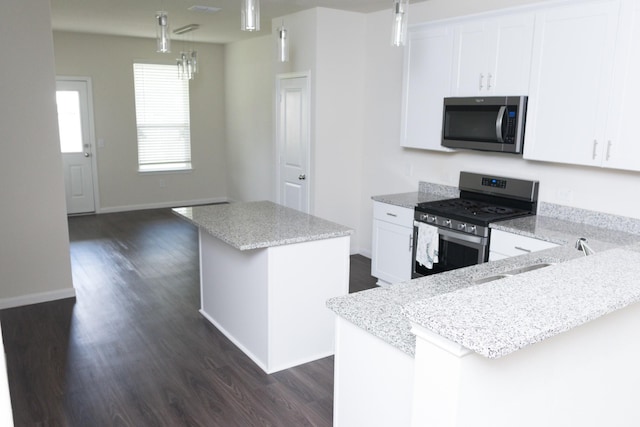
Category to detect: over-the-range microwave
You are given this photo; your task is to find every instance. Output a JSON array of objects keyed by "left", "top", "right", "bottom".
[{"left": 441, "top": 96, "right": 528, "bottom": 154}]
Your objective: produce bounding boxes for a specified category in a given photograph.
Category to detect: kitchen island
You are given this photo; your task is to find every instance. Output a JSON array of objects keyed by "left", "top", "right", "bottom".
[{"left": 174, "top": 201, "right": 352, "bottom": 374}]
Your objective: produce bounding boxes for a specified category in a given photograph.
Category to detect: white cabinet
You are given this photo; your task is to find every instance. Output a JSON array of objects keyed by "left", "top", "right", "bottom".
[
  {"left": 602, "top": 0, "right": 640, "bottom": 171},
  {"left": 489, "top": 229, "right": 558, "bottom": 261},
  {"left": 452, "top": 13, "right": 535, "bottom": 96},
  {"left": 523, "top": 0, "right": 621, "bottom": 167},
  {"left": 371, "top": 202, "right": 414, "bottom": 285},
  {"left": 400, "top": 23, "right": 454, "bottom": 151}
]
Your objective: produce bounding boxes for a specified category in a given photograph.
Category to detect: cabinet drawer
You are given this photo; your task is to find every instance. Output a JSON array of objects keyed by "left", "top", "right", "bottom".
[
  {"left": 373, "top": 202, "right": 414, "bottom": 227},
  {"left": 490, "top": 229, "right": 558, "bottom": 257}
]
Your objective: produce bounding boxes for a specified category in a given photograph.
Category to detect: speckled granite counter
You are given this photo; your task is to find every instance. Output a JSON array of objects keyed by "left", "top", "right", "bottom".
[
  {"left": 404, "top": 244, "right": 640, "bottom": 358},
  {"left": 328, "top": 194, "right": 640, "bottom": 359},
  {"left": 371, "top": 182, "right": 459, "bottom": 208},
  {"left": 173, "top": 201, "right": 352, "bottom": 251}
]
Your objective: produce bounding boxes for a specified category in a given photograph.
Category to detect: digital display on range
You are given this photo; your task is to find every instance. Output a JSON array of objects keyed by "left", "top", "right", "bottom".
[{"left": 482, "top": 177, "right": 507, "bottom": 188}]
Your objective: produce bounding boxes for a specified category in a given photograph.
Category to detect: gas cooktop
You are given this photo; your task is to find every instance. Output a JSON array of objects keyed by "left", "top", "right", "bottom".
[{"left": 415, "top": 197, "right": 533, "bottom": 227}]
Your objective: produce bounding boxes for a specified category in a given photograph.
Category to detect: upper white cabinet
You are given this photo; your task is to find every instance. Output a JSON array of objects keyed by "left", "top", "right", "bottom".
[
  {"left": 603, "top": 0, "right": 640, "bottom": 171},
  {"left": 523, "top": 0, "right": 623, "bottom": 168},
  {"left": 400, "top": 23, "right": 454, "bottom": 151},
  {"left": 452, "top": 13, "right": 535, "bottom": 96}
]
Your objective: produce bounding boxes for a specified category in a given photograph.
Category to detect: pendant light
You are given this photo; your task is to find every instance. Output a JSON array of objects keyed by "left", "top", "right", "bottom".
[
  {"left": 391, "top": 0, "right": 409, "bottom": 47},
  {"left": 156, "top": 11, "right": 171, "bottom": 53},
  {"left": 174, "top": 24, "right": 199, "bottom": 80},
  {"left": 277, "top": 24, "right": 289, "bottom": 63},
  {"left": 241, "top": 0, "right": 260, "bottom": 32}
]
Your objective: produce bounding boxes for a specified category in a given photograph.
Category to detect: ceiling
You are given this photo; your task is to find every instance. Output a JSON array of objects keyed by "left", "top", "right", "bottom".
[{"left": 49, "top": 0, "right": 401, "bottom": 44}]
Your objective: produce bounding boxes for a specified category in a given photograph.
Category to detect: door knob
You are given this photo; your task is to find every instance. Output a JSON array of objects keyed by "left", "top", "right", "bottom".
[
  {"left": 298, "top": 174, "right": 306, "bottom": 180},
  {"left": 84, "top": 152, "right": 91, "bottom": 157}
]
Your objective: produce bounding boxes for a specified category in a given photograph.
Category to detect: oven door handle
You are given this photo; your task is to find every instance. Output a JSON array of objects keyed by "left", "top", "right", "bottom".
[
  {"left": 437, "top": 227, "right": 484, "bottom": 245},
  {"left": 495, "top": 106, "right": 507, "bottom": 143}
]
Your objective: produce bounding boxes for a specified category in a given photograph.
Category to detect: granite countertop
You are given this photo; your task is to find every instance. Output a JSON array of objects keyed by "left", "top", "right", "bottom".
[
  {"left": 403, "top": 244, "right": 640, "bottom": 358},
  {"left": 173, "top": 201, "right": 352, "bottom": 251},
  {"left": 329, "top": 188, "right": 640, "bottom": 359}
]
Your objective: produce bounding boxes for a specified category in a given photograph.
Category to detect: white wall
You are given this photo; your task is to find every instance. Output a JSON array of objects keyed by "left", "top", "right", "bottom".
[
  {"left": 358, "top": 0, "right": 640, "bottom": 254},
  {"left": 53, "top": 32, "right": 228, "bottom": 212},
  {"left": 313, "top": 8, "right": 366, "bottom": 252},
  {"left": 0, "top": 0, "right": 74, "bottom": 306},
  {"left": 225, "top": 35, "right": 275, "bottom": 203}
]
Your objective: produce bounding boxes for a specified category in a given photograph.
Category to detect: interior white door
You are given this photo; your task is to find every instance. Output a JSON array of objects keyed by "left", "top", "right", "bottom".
[
  {"left": 276, "top": 75, "right": 310, "bottom": 213},
  {"left": 56, "top": 79, "right": 96, "bottom": 214}
]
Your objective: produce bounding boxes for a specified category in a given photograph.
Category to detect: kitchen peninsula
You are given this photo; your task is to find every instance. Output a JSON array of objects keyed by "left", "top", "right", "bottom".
[
  {"left": 174, "top": 201, "right": 352, "bottom": 374},
  {"left": 329, "top": 193, "right": 640, "bottom": 427}
]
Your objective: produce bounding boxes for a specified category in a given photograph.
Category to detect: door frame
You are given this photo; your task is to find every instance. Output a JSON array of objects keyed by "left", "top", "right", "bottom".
[
  {"left": 275, "top": 71, "right": 312, "bottom": 213},
  {"left": 56, "top": 76, "right": 100, "bottom": 213}
]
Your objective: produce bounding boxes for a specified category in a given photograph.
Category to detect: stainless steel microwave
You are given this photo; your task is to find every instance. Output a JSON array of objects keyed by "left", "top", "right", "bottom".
[{"left": 441, "top": 96, "right": 528, "bottom": 154}]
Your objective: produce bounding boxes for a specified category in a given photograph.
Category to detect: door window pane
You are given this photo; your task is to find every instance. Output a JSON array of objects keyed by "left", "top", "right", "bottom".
[{"left": 56, "top": 91, "right": 83, "bottom": 153}]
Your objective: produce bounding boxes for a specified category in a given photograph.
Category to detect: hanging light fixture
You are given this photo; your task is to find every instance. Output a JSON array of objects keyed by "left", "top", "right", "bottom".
[
  {"left": 156, "top": 11, "right": 171, "bottom": 53},
  {"left": 241, "top": 0, "right": 260, "bottom": 32},
  {"left": 174, "top": 24, "right": 199, "bottom": 80},
  {"left": 391, "top": 0, "right": 409, "bottom": 47},
  {"left": 277, "top": 24, "right": 289, "bottom": 63}
]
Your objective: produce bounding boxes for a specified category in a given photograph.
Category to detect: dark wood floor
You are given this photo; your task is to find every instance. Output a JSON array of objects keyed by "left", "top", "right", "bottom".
[{"left": 1, "top": 208, "right": 378, "bottom": 426}]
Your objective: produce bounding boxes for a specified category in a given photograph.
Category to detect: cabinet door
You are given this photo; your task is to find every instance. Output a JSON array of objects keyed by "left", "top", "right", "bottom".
[
  {"left": 604, "top": 0, "right": 640, "bottom": 171},
  {"left": 400, "top": 23, "right": 454, "bottom": 151},
  {"left": 452, "top": 13, "right": 534, "bottom": 96},
  {"left": 452, "top": 21, "right": 489, "bottom": 95},
  {"left": 371, "top": 219, "right": 413, "bottom": 284},
  {"left": 489, "top": 229, "right": 558, "bottom": 261},
  {"left": 488, "top": 13, "right": 535, "bottom": 95},
  {"left": 523, "top": 1, "right": 620, "bottom": 166}
]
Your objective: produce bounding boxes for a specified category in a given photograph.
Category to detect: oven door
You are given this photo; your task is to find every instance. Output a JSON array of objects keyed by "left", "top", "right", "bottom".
[{"left": 412, "top": 226, "right": 488, "bottom": 278}]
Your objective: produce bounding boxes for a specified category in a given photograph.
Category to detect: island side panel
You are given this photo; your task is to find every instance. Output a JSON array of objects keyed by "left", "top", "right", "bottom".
[
  {"left": 411, "top": 302, "right": 640, "bottom": 427},
  {"left": 333, "top": 317, "right": 414, "bottom": 427},
  {"left": 199, "top": 230, "right": 269, "bottom": 371},
  {"left": 267, "top": 235, "right": 350, "bottom": 373}
]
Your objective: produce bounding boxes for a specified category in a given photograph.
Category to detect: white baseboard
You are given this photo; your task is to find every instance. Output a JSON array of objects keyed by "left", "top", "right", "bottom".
[{"left": 0, "top": 287, "right": 76, "bottom": 310}]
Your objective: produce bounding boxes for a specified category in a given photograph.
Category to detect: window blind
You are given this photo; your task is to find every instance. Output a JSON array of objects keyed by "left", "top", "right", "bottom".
[{"left": 133, "top": 63, "right": 192, "bottom": 172}]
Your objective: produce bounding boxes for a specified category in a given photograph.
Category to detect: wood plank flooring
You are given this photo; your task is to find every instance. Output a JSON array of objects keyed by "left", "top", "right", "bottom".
[{"left": 0, "top": 208, "right": 378, "bottom": 426}]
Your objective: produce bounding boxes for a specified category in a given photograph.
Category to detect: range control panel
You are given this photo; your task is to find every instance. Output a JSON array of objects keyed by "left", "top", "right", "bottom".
[{"left": 482, "top": 177, "right": 507, "bottom": 189}]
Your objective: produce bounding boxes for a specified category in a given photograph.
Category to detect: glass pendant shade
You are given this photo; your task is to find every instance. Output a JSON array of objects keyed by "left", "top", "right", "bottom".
[
  {"left": 241, "top": 0, "right": 260, "bottom": 31},
  {"left": 156, "top": 11, "right": 171, "bottom": 53},
  {"left": 177, "top": 50, "right": 198, "bottom": 80},
  {"left": 278, "top": 26, "right": 289, "bottom": 62},
  {"left": 391, "top": 0, "right": 409, "bottom": 47}
]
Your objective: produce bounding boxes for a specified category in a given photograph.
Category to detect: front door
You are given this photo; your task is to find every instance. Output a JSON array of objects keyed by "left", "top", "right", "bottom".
[
  {"left": 56, "top": 79, "right": 96, "bottom": 214},
  {"left": 276, "top": 74, "right": 310, "bottom": 213}
]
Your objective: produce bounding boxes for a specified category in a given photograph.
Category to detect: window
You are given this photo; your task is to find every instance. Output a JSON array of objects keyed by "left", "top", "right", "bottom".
[{"left": 133, "top": 63, "right": 192, "bottom": 172}]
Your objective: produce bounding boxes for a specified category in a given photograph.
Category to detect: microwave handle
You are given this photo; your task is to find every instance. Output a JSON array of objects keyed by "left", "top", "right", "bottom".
[{"left": 495, "top": 106, "right": 507, "bottom": 143}]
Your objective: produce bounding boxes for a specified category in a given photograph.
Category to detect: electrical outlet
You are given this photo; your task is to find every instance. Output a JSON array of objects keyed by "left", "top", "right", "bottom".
[
  {"left": 159, "top": 178, "right": 166, "bottom": 188},
  {"left": 97, "top": 138, "right": 105, "bottom": 148}
]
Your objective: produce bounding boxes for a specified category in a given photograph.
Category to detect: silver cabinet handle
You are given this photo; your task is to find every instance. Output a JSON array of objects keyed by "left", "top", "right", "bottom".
[
  {"left": 409, "top": 235, "right": 414, "bottom": 251},
  {"left": 84, "top": 152, "right": 91, "bottom": 157},
  {"left": 514, "top": 246, "right": 532, "bottom": 253},
  {"left": 386, "top": 212, "right": 398, "bottom": 217},
  {"left": 298, "top": 174, "right": 306, "bottom": 180},
  {"left": 592, "top": 140, "right": 598, "bottom": 160},
  {"left": 496, "top": 106, "right": 507, "bottom": 143},
  {"left": 487, "top": 73, "right": 493, "bottom": 90},
  {"left": 479, "top": 73, "right": 484, "bottom": 91},
  {"left": 606, "top": 140, "right": 612, "bottom": 161}
]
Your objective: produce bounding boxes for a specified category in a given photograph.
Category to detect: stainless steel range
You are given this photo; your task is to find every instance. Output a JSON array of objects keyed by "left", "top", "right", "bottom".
[{"left": 412, "top": 172, "right": 539, "bottom": 278}]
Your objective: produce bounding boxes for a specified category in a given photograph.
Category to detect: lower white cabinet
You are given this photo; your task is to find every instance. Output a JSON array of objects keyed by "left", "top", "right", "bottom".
[
  {"left": 371, "top": 201, "right": 414, "bottom": 285},
  {"left": 489, "top": 229, "right": 558, "bottom": 261}
]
